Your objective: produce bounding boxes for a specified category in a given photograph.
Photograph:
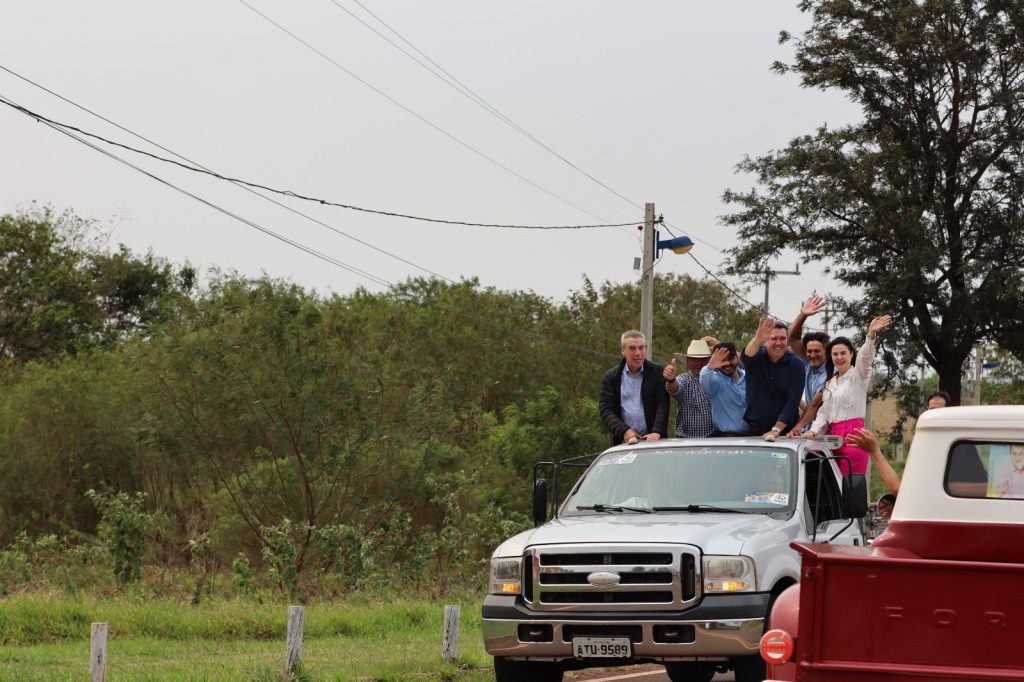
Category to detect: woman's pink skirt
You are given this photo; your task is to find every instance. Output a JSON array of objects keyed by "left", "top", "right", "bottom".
[{"left": 831, "top": 417, "right": 868, "bottom": 476}]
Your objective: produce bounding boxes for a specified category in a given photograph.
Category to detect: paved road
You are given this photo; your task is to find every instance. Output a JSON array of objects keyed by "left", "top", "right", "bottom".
[{"left": 567, "top": 664, "right": 734, "bottom": 682}]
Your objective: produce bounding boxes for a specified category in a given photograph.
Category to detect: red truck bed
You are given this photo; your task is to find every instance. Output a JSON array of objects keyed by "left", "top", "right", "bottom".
[{"left": 791, "top": 542, "right": 1024, "bottom": 680}]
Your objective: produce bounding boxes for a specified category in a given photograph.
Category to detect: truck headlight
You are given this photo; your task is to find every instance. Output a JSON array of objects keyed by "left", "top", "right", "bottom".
[
  {"left": 702, "top": 555, "right": 756, "bottom": 592},
  {"left": 489, "top": 557, "right": 523, "bottom": 595}
]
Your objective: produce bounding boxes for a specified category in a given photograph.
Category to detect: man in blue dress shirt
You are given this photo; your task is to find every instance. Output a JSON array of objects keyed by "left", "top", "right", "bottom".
[{"left": 698, "top": 342, "right": 748, "bottom": 436}]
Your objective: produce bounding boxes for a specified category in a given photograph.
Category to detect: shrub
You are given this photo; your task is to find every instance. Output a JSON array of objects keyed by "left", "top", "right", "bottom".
[{"left": 86, "top": 489, "right": 154, "bottom": 585}]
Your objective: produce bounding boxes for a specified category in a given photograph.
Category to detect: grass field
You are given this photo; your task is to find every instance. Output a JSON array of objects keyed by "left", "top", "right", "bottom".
[{"left": 0, "top": 593, "right": 495, "bottom": 681}]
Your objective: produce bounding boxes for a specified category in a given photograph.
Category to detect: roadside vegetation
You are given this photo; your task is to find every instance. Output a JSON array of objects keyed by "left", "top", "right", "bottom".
[
  {"left": 1, "top": 204, "right": 1020, "bottom": 678},
  {"left": 0, "top": 592, "right": 493, "bottom": 681}
]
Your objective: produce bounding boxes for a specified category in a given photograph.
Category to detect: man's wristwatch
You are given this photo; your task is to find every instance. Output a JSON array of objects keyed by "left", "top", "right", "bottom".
[{"left": 770, "top": 426, "right": 780, "bottom": 433}]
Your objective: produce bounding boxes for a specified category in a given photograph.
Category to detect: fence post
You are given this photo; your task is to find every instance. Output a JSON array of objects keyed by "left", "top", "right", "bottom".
[
  {"left": 286, "top": 605, "right": 305, "bottom": 674},
  {"left": 442, "top": 604, "right": 460, "bottom": 663},
  {"left": 89, "top": 622, "right": 108, "bottom": 682}
]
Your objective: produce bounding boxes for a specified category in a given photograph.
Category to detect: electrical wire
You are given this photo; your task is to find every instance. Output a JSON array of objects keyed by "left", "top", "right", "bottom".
[
  {"left": 237, "top": 0, "right": 625, "bottom": 229},
  {"left": 0, "top": 97, "right": 636, "bottom": 231},
  {"left": 0, "top": 66, "right": 458, "bottom": 284},
  {"left": 687, "top": 252, "right": 777, "bottom": 318},
  {"left": 0, "top": 90, "right": 621, "bottom": 359},
  {"left": 1, "top": 95, "right": 393, "bottom": 289},
  {"left": 328, "top": 0, "right": 645, "bottom": 214}
]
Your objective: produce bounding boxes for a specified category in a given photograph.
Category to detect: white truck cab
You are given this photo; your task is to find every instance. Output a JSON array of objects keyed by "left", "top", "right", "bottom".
[{"left": 482, "top": 437, "right": 867, "bottom": 682}]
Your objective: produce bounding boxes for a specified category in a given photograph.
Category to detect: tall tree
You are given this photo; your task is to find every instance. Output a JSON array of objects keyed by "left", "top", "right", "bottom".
[
  {"left": 0, "top": 208, "right": 194, "bottom": 361},
  {"left": 0, "top": 213, "right": 96, "bottom": 361},
  {"left": 723, "top": 0, "right": 1024, "bottom": 403}
]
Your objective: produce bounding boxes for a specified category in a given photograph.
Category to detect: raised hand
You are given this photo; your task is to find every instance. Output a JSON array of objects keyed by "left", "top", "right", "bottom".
[
  {"left": 801, "top": 296, "right": 826, "bottom": 317},
  {"left": 706, "top": 347, "right": 730, "bottom": 370},
  {"left": 845, "top": 427, "right": 879, "bottom": 452},
  {"left": 867, "top": 314, "right": 893, "bottom": 338},
  {"left": 755, "top": 317, "right": 776, "bottom": 343},
  {"left": 663, "top": 358, "right": 677, "bottom": 382}
]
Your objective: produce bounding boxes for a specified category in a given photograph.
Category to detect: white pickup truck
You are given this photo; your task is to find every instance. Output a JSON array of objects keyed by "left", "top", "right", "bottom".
[{"left": 482, "top": 437, "right": 867, "bottom": 682}]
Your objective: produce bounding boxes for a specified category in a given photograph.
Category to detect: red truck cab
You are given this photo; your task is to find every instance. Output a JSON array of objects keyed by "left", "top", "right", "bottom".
[{"left": 761, "top": 405, "right": 1024, "bottom": 681}]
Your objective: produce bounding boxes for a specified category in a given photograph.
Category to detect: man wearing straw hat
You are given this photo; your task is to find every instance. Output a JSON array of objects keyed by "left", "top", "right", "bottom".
[{"left": 662, "top": 339, "right": 714, "bottom": 438}]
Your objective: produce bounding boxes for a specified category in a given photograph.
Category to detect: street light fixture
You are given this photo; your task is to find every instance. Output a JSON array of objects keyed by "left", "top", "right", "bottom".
[{"left": 657, "top": 235, "right": 695, "bottom": 256}]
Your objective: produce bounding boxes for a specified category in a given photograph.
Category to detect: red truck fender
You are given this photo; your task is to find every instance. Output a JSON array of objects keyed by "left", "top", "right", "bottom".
[{"left": 761, "top": 583, "right": 800, "bottom": 681}]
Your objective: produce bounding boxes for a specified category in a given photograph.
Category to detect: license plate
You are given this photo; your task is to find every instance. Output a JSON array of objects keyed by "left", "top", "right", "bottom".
[{"left": 572, "top": 636, "right": 632, "bottom": 659}]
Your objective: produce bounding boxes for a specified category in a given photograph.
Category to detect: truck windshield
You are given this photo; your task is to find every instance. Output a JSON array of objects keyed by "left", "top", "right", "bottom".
[{"left": 567, "top": 446, "right": 794, "bottom": 514}]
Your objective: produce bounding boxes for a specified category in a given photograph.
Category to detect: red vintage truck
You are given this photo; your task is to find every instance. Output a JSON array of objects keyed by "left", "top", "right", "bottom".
[{"left": 760, "top": 405, "right": 1024, "bottom": 681}]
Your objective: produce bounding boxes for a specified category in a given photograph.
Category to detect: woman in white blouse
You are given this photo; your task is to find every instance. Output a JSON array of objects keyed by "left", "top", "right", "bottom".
[{"left": 804, "top": 314, "right": 892, "bottom": 475}]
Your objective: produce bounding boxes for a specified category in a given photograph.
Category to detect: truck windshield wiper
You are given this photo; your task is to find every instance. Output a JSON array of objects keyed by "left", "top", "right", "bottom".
[
  {"left": 575, "top": 504, "right": 655, "bottom": 514},
  {"left": 652, "top": 504, "right": 755, "bottom": 514}
]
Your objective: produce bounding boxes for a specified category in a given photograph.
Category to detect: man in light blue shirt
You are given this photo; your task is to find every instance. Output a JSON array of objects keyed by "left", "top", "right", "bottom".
[
  {"left": 698, "top": 341, "right": 748, "bottom": 435},
  {"left": 620, "top": 367, "right": 647, "bottom": 436},
  {"left": 788, "top": 296, "right": 831, "bottom": 434}
]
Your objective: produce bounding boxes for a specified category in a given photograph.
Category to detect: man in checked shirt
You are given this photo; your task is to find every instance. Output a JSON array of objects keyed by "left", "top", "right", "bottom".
[{"left": 662, "top": 338, "right": 714, "bottom": 438}]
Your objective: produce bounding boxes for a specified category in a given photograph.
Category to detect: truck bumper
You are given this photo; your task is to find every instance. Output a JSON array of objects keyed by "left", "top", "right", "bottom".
[{"left": 482, "top": 593, "right": 768, "bottom": 662}]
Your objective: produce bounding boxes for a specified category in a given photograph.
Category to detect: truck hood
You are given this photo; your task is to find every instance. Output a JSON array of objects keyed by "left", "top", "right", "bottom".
[{"left": 493, "top": 512, "right": 788, "bottom": 558}]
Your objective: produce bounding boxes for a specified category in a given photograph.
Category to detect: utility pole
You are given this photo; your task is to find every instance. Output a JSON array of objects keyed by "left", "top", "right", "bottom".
[
  {"left": 637, "top": 203, "right": 693, "bottom": 361},
  {"left": 750, "top": 264, "right": 801, "bottom": 317},
  {"left": 640, "top": 203, "right": 656, "bottom": 359}
]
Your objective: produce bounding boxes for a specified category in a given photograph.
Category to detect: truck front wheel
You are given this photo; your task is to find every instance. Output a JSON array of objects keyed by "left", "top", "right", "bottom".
[
  {"left": 731, "top": 653, "right": 766, "bottom": 682},
  {"left": 664, "top": 662, "right": 716, "bottom": 682},
  {"left": 493, "top": 656, "right": 563, "bottom": 682}
]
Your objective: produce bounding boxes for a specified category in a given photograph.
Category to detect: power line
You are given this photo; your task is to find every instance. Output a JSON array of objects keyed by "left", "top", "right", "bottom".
[
  {"left": 0, "top": 90, "right": 620, "bottom": 359},
  {"left": 687, "top": 252, "right": 785, "bottom": 319},
  {"left": 0, "top": 97, "right": 637, "bottom": 231},
  {"left": 328, "top": 0, "right": 645, "bottom": 213},
  {"left": 1, "top": 95, "right": 393, "bottom": 289},
  {"left": 661, "top": 218, "right": 726, "bottom": 252},
  {"left": 0, "top": 65, "right": 458, "bottom": 284},
  {"left": 237, "top": 0, "right": 626, "bottom": 229}
]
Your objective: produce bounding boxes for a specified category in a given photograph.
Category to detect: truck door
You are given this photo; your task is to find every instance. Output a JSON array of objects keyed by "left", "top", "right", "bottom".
[{"left": 802, "top": 453, "right": 863, "bottom": 545}]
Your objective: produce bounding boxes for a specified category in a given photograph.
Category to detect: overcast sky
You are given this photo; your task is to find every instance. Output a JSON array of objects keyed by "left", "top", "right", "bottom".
[{"left": 1, "top": 1, "right": 861, "bottom": 328}]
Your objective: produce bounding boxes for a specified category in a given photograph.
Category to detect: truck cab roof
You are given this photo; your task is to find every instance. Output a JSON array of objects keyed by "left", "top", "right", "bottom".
[{"left": 894, "top": 405, "right": 1024, "bottom": 525}]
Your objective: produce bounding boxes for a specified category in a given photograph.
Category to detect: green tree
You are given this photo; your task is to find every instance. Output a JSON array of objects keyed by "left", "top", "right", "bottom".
[
  {"left": 0, "top": 213, "right": 96, "bottom": 361},
  {"left": 145, "top": 276, "right": 384, "bottom": 576},
  {"left": 723, "top": 0, "right": 1024, "bottom": 403},
  {"left": 0, "top": 208, "right": 194, "bottom": 362},
  {"left": 0, "top": 351, "right": 142, "bottom": 538}
]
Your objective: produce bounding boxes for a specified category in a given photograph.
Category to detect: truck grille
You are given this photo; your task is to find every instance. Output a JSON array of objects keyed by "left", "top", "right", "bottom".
[{"left": 526, "top": 543, "right": 701, "bottom": 612}]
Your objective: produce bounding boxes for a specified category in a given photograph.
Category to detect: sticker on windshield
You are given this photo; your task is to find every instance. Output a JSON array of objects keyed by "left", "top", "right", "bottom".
[
  {"left": 598, "top": 453, "right": 637, "bottom": 466},
  {"left": 771, "top": 452, "right": 788, "bottom": 459},
  {"left": 691, "top": 448, "right": 759, "bottom": 456},
  {"left": 745, "top": 493, "right": 789, "bottom": 505}
]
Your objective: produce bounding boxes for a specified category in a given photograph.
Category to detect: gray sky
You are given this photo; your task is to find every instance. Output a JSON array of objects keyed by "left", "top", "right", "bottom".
[{"left": 1, "top": 1, "right": 860, "bottom": 327}]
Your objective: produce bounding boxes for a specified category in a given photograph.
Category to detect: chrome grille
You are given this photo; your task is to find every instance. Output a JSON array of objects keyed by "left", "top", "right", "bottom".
[{"left": 527, "top": 543, "right": 701, "bottom": 612}]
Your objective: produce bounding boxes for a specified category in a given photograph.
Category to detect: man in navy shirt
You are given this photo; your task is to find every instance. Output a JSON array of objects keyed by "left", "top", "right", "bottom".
[{"left": 741, "top": 318, "right": 805, "bottom": 440}]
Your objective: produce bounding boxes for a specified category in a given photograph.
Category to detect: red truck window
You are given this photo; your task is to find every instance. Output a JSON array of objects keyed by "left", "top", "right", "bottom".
[{"left": 945, "top": 441, "right": 1024, "bottom": 499}]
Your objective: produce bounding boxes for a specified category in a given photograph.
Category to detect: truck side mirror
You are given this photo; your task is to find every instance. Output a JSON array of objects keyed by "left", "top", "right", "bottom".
[
  {"left": 842, "top": 474, "right": 868, "bottom": 518},
  {"left": 532, "top": 479, "right": 548, "bottom": 525}
]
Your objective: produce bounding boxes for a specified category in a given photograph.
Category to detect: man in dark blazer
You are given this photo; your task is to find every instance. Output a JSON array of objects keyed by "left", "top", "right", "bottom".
[{"left": 599, "top": 330, "right": 670, "bottom": 445}]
